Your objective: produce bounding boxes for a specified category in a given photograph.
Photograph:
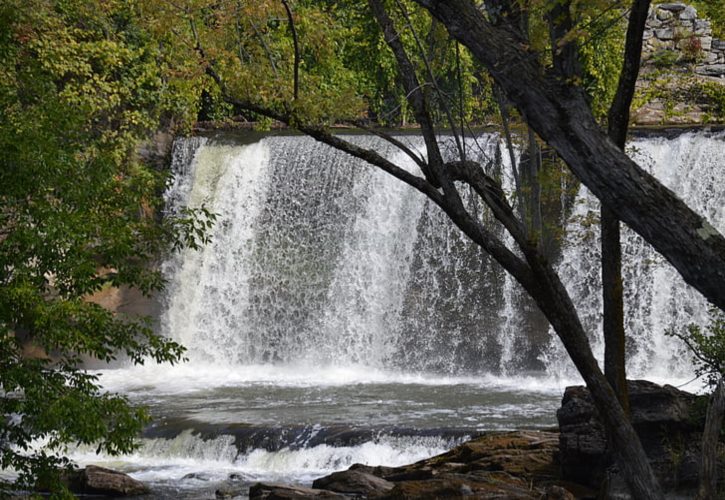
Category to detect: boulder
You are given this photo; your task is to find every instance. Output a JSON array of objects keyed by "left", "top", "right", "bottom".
[
  {"left": 249, "top": 483, "right": 345, "bottom": 499},
  {"left": 557, "top": 380, "right": 710, "bottom": 492},
  {"left": 65, "top": 465, "right": 149, "bottom": 496},
  {"left": 312, "top": 470, "right": 394, "bottom": 496}
]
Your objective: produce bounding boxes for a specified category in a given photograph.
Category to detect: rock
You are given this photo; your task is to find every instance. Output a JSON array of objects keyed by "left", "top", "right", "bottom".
[
  {"left": 65, "top": 465, "right": 149, "bottom": 496},
  {"left": 713, "top": 39, "right": 725, "bottom": 51},
  {"left": 380, "top": 473, "right": 538, "bottom": 499},
  {"left": 696, "top": 64, "right": 725, "bottom": 77},
  {"left": 694, "top": 19, "right": 712, "bottom": 35},
  {"left": 254, "top": 431, "right": 582, "bottom": 500},
  {"left": 656, "top": 8, "right": 674, "bottom": 21},
  {"left": 182, "top": 472, "right": 212, "bottom": 481},
  {"left": 216, "top": 481, "right": 246, "bottom": 499},
  {"left": 701, "top": 36, "right": 713, "bottom": 51},
  {"left": 312, "top": 470, "right": 394, "bottom": 496},
  {"left": 657, "top": 3, "right": 686, "bottom": 13},
  {"left": 655, "top": 28, "right": 674, "bottom": 40},
  {"left": 557, "top": 380, "right": 712, "bottom": 492},
  {"left": 705, "top": 51, "right": 719, "bottom": 64},
  {"left": 249, "top": 483, "right": 345, "bottom": 499},
  {"left": 679, "top": 5, "right": 697, "bottom": 21},
  {"left": 545, "top": 485, "right": 576, "bottom": 500}
]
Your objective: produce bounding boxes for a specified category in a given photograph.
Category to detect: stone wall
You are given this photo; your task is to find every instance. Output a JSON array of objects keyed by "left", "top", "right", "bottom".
[{"left": 643, "top": 3, "right": 724, "bottom": 78}]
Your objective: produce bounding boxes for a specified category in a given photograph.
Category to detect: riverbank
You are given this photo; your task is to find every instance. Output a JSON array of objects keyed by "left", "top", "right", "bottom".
[{"left": 239, "top": 430, "right": 585, "bottom": 500}]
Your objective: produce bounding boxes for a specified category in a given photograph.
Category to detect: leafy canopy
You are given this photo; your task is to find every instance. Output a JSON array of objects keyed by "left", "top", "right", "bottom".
[{"left": 0, "top": 0, "right": 212, "bottom": 494}]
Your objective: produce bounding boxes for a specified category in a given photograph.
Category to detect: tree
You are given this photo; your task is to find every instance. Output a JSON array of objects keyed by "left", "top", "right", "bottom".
[
  {"left": 601, "top": 0, "right": 652, "bottom": 415},
  {"left": 0, "top": 0, "right": 212, "bottom": 494}
]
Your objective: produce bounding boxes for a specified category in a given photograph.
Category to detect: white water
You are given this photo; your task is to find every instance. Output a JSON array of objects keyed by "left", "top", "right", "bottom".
[
  {"left": 73, "top": 131, "right": 723, "bottom": 494},
  {"left": 68, "top": 431, "right": 454, "bottom": 486},
  {"left": 546, "top": 132, "right": 725, "bottom": 384}
]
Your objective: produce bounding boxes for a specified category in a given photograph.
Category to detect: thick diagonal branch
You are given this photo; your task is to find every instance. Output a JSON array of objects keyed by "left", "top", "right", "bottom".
[{"left": 414, "top": 0, "right": 725, "bottom": 311}]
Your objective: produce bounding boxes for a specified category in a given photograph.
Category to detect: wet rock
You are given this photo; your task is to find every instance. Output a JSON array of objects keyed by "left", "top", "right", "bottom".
[
  {"left": 216, "top": 481, "right": 246, "bottom": 499},
  {"left": 544, "top": 485, "right": 576, "bottom": 500},
  {"left": 249, "top": 483, "right": 345, "bottom": 499},
  {"left": 65, "top": 465, "right": 149, "bottom": 496},
  {"left": 380, "top": 473, "right": 537, "bottom": 499},
  {"left": 182, "top": 472, "right": 212, "bottom": 481},
  {"left": 557, "top": 380, "right": 711, "bottom": 492},
  {"left": 312, "top": 470, "right": 394, "bottom": 495},
  {"left": 332, "top": 431, "right": 573, "bottom": 499}
]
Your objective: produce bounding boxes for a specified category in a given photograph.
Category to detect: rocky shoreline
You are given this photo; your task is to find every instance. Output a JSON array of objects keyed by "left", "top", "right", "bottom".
[{"left": 238, "top": 431, "right": 581, "bottom": 499}]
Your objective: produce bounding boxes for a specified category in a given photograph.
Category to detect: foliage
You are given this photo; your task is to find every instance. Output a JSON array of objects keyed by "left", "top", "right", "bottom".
[
  {"left": 668, "top": 307, "right": 725, "bottom": 389},
  {"left": 0, "top": 0, "right": 213, "bottom": 494},
  {"left": 680, "top": 34, "right": 703, "bottom": 63},
  {"left": 651, "top": 49, "right": 680, "bottom": 68}
]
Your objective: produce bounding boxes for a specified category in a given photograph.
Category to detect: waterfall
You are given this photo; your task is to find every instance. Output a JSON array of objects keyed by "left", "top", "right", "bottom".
[
  {"left": 161, "top": 131, "right": 722, "bottom": 381},
  {"left": 546, "top": 131, "right": 725, "bottom": 382},
  {"left": 161, "top": 134, "right": 530, "bottom": 374}
]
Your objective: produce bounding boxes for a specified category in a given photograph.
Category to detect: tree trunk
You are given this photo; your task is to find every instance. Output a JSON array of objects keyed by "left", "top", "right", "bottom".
[
  {"left": 601, "top": 0, "right": 651, "bottom": 415},
  {"left": 602, "top": 208, "right": 628, "bottom": 412},
  {"left": 413, "top": 0, "right": 725, "bottom": 313},
  {"left": 697, "top": 378, "right": 725, "bottom": 500}
]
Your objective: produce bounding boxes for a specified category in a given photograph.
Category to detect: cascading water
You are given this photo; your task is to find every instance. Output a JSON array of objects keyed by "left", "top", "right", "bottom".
[
  {"left": 160, "top": 134, "right": 528, "bottom": 373},
  {"left": 78, "top": 130, "right": 722, "bottom": 497},
  {"left": 546, "top": 131, "right": 725, "bottom": 382}
]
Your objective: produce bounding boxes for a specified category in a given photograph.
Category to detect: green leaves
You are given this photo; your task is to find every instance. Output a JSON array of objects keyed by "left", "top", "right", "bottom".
[
  {"left": 668, "top": 307, "right": 725, "bottom": 389},
  {"left": 0, "top": 1, "right": 211, "bottom": 494}
]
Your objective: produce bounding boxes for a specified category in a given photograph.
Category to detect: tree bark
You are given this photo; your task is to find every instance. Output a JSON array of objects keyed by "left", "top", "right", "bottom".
[
  {"left": 697, "top": 378, "right": 725, "bottom": 500},
  {"left": 413, "top": 0, "right": 725, "bottom": 313},
  {"left": 602, "top": 0, "right": 651, "bottom": 414},
  {"left": 602, "top": 206, "right": 628, "bottom": 411}
]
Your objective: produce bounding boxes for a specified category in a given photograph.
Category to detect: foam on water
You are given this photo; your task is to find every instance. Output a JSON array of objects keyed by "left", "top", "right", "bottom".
[{"left": 67, "top": 431, "right": 456, "bottom": 486}]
